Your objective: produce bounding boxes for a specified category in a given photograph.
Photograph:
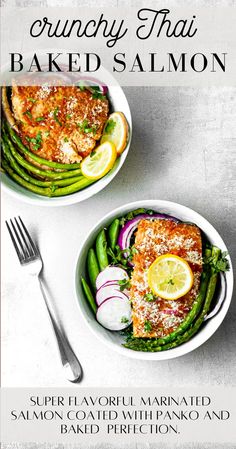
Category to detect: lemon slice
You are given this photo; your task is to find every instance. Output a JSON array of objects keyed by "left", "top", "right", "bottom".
[
  {"left": 148, "top": 254, "right": 194, "bottom": 300},
  {"left": 101, "top": 112, "right": 129, "bottom": 155},
  {"left": 81, "top": 141, "right": 117, "bottom": 180}
]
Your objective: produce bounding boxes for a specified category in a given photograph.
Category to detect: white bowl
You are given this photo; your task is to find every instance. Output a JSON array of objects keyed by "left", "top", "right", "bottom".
[
  {"left": 75, "top": 200, "right": 233, "bottom": 360},
  {"left": 1, "top": 67, "right": 132, "bottom": 207}
]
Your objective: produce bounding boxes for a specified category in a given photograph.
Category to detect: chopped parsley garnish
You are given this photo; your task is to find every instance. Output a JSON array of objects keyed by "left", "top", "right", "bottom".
[
  {"left": 91, "top": 86, "right": 106, "bottom": 100},
  {"left": 64, "top": 137, "right": 69, "bottom": 143},
  {"left": 53, "top": 107, "right": 62, "bottom": 126},
  {"left": 66, "top": 114, "right": 72, "bottom": 120},
  {"left": 215, "top": 254, "right": 230, "bottom": 273},
  {"left": 168, "top": 279, "right": 174, "bottom": 285},
  {"left": 204, "top": 249, "right": 230, "bottom": 274},
  {"left": 128, "top": 246, "right": 138, "bottom": 261},
  {"left": 28, "top": 98, "right": 36, "bottom": 103},
  {"left": 121, "top": 325, "right": 133, "bottom": 341},
  {"left": 77, "top": 120, "right": 97, "bottom": 135},
  {"left": 144, "top": 320, "right": 152, "bottom": 332},
  {"left": 144, "top": 293, "right": 156, "bottom": 302},
  {"left": 35, "top": 116, "right": 45, "bottom": 122},
  {"left": 106, "top": 245, "right": 130, "bottom": 272},
  {"left": 25, "top": 131, "right": 42, "bottom": 151},
  {"left": 120, "top": 246, "right": 138, "bottom": 263},
  {"left": 50, "top": 184, "right": 57, "bottom": 193},
  {"left": 23, "top": 110, "right": 33, "bottom": 119},
  {"left": 44, "top": 131, "right": 50, "bottom": 137},
  {"left": 118, "top": 278, "right": 131, "bottom": 291},
  {"left": 105, "top": 119, "right": 116, "bottom": 134},
  {"left": 92, "top": 92, "right": 106, "bottom": 100},
  {"left": 121, "top": 316, "right": 129, "bottom": 324},
  {"left": 106, "top": 245, "right": 138, "bottom": 274}
]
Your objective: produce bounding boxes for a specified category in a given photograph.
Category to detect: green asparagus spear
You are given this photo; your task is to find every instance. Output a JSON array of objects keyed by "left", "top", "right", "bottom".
[
  {"left": 2, "top": 158, "right": 94, "bottom": 197},
  {"left": 5, "top": 122, "right": 81, "bottom": 170},
  {"left": 1, "top": 138, "right": 83, "bottom": 187},
  {"left": 51, "top": 176, "right": 94, "bottom": 197},
  {"left": 2, "top": 131, "right": 81, "bottom": 180}
]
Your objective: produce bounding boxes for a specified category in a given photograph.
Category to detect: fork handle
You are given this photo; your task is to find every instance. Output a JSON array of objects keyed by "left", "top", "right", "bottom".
[{"left": 38, "top": 277, "right": 83, "bottom": 382}]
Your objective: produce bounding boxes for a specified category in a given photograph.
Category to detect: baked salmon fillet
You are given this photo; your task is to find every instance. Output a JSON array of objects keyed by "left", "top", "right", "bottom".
[
  {"left": 11, "top": 85, "right": 109, "bottom": 164},
  {"left": 130, "top": 219, "right": 203, "bottom": 338}
]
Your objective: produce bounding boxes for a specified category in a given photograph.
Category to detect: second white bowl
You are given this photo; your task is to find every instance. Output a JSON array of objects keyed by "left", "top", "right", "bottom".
[
  {"left": 1, "top": 66, "right": 132, "bottom": 207},
  {"left": 75, "top": 200, "right": 233, "bottom": 360}
]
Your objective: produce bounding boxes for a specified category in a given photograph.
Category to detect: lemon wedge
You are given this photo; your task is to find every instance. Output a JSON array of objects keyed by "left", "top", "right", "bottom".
[
  {"left": 101, "top": 112, "right": 129, "bottom": 155},
  {"left": 148, "top": 254, "right": 194, "bottom": 300},
  {"left": 81, "top": 141, "right": 117, "bottom": 180}
]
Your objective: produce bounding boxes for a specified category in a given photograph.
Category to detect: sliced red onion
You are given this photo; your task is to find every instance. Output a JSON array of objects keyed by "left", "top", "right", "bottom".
[
  {"left": 101, "top": 85, "right": 108, "bottom": 95},
  {"left": 72, "top": 77, "right": 108, "bottom": 95},
  {"left": 162, "top": 309, "right": 182, "bottom": 316}
]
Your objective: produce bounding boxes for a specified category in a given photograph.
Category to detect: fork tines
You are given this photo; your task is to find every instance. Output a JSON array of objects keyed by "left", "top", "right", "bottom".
[{"left": 6, "top": 217, "right": 39, "bottom": 263}]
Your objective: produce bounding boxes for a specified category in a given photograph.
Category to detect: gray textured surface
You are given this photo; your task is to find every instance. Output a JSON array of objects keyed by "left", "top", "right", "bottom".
[
  {"left": 1, "top": 0, "right": 236, "bottom": 448},
  {"left": 2, "top": 0, "right": 236, "bottom": 6}
]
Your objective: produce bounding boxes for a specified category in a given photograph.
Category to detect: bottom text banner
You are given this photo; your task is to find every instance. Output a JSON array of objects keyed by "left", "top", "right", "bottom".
[{"left": 1, "top": 387, "right": 235, "bottom": 444}]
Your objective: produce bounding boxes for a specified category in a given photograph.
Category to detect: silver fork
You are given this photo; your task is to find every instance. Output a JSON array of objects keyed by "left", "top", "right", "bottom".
[{"left": 6, "top": 216, "right": 83, "bottom": 383}]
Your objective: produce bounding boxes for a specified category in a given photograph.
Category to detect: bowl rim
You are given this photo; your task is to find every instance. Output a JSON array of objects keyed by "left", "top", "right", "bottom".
[
  {"left": 74, "top": 199, "right": 234, "bottom": 361},
  {"left": 1, "top": 72, "right": 132, "bottom": 207}
]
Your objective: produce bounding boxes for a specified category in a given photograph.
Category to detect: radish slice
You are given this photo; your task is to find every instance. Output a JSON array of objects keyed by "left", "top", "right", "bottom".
[
  {"left": 97, "top": 281, "right": 130, "bottom": 299},
  {"left": 96, "top": 297, "right": 132, "bottom": 331},
  {"left": 96, "top": 285, "right": 128, "bottom": 306},
  {"left": 96, "top": 266, "right": 129, "bottom": 290},
  {"left": 98, "top": 280, "right": 129, "bottom": 294},
  {"left": 99, "top": 280, "right": 120, "bottom": 289}
]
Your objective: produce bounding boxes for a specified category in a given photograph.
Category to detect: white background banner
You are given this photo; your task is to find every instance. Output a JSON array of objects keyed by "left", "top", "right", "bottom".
[{"left": 1, "top": 6, "right": 236, "bottom": 85}]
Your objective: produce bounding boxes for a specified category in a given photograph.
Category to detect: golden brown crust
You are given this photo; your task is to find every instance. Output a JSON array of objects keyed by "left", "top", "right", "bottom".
[
  {"left": 11, "top": 85, "right": 109, "bottom": 163},
  {"left": 130, "top": 219, "right": 203, "bottom": 338}
]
